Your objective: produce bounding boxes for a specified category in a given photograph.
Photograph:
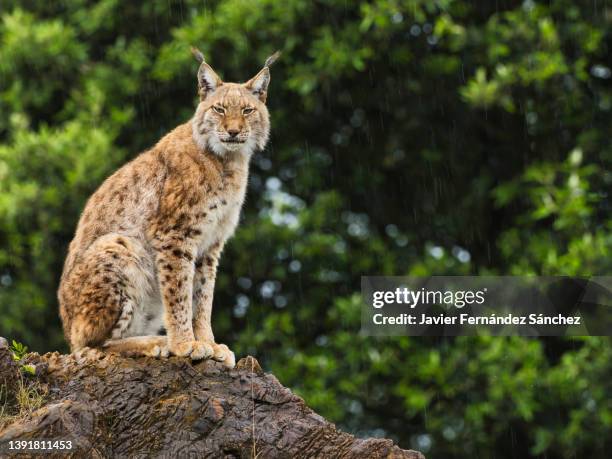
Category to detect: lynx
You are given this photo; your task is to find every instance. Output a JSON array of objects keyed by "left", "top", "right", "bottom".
[{"left": 58, "top": 48, "right": 279, "bottom": 367}]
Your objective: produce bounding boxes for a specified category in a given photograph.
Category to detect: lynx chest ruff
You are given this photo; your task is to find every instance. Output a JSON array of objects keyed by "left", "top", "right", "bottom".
[{"left": 193, "top": 167, "right": 249, "bottom": 259}]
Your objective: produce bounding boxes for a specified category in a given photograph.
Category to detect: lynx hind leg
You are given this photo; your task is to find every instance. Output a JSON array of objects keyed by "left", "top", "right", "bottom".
[
  {"left": 103, "top": 336, "right": 169, "bottom": 358},
  {"left": 69, "top": 234, "right": 152, "bottom": 351}
]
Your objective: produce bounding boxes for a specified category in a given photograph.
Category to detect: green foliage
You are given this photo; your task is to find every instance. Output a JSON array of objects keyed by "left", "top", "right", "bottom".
[
  {"left": 8, "top": 340, "right": 35, "bottom": 375},
  {"left": 0, "top": 1, "right": 610, "bottom": 457},
  {"left": 9, "top": 340, "right": 28, "bottom": 361}
]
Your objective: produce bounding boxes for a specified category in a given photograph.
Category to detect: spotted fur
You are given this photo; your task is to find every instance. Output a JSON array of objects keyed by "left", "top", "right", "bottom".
[{"left": 58, "top": 49, "right": 278, "bottom": 367}]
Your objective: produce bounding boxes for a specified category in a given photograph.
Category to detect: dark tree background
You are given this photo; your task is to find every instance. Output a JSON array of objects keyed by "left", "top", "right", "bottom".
[{"left": 0, "top": 1, "right": 610, "bottom": 457}]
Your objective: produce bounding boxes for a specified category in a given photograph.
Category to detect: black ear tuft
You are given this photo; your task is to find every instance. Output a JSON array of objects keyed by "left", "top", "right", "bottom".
[
  {"left": 190, "top": 46, "right": 205, "bottom": 64},
  {"left": 264, "top": 51, "right": 281, "bottom": 68}
]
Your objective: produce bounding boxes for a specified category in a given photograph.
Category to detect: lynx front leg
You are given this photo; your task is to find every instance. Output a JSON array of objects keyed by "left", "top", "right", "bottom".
[
  {"left": 193, "top": 242, "right": 236, "bottom": 368},
  {"left": 156, "top": 240, "right": 213, "bottom": 360},
  {"left": 192, "top": 242, "right": 221, "bottom": 343}
]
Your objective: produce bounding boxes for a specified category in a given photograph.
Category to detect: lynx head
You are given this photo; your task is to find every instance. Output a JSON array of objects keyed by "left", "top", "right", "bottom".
[{"left": 191, "top": 47, "right": 280, "bottom": 157}]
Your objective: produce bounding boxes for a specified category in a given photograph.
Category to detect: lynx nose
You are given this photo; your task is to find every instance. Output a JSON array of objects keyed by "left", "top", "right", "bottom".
[{"left": 227, "top": 129, "right": 240, "bottom": 138}]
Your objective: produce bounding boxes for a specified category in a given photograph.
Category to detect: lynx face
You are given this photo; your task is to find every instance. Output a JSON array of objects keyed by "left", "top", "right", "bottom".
[
  {"left": 193, "top": 83, "right": 270, "bottom": 156},
  {"left": 191, "top": 53, "right": 275, "bottom": 157}
]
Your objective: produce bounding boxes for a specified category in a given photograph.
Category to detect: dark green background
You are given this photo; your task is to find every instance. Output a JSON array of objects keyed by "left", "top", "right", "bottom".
[{"left": 0, "top": 1, "right": 610, "bottom": 457}]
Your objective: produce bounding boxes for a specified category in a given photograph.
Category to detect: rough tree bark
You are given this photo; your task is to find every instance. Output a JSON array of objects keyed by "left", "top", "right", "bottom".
[{"left": 0, "top": 340, "right": 424, "bottom": 458}]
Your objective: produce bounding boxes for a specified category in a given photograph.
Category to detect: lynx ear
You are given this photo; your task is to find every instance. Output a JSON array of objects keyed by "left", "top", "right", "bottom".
[
  {"left": 245, "top": 68, "right": 270, "bottom": 102},
  {"left": 191, "top": 47, "right": 221, "bottom": 100},
  {"left": 245, "top": 51, "right": 281, "bottom": 103}
]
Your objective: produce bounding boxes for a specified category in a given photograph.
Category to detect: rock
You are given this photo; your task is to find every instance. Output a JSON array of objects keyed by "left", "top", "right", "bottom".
[{"left": 0, "top": 349, "right": 424, "bottom": 458}]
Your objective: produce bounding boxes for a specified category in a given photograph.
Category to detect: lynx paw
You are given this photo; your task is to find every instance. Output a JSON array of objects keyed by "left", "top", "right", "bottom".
[
  {"left": 147, "top": 344, "right": 170, "bottom": 358},
  {"left": 170, "top": 340, "right": 214, "bottom": 360},
  {"left": 212, "top": 343, "right": 236, "bottom": 368}
]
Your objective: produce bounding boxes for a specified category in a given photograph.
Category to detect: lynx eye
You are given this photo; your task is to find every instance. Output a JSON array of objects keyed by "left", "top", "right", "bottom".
[
  {"left": 212, "top": 105, "right": 225, "bottom": 115},
  {"left": 242, "top": 107, "right": 255, "bottom": 115}
]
